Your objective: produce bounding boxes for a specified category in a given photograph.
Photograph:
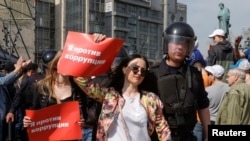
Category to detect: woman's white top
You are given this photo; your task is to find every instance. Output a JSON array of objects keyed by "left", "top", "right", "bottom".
[{"left": 108, "top": 93, "right": 150, "bottom": 141}]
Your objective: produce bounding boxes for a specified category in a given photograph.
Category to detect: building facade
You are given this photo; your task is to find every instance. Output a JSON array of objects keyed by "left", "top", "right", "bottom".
[
  {"left": 61, "top": 0, "right": 187, "bottom": 62},
  {"left": 0, "top": 0, "right": 187, "bottom": 66},
  {"left": 0, "top": 0, "right": 35, "bottom": 68},
  {"left": 35, "top": 0, "right": 55, "bottom": 63}
]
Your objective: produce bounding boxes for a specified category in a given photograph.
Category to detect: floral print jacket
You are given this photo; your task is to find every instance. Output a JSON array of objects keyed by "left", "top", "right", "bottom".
[{"left": 74, "top": 77, "right": 171, "bottom": 141}]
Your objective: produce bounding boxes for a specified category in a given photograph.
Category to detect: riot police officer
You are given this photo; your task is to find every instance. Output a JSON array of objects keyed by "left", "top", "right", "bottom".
[
  {"left": 150, "top": 22, "right": 210, "bottom": 141},
  {"left": 40, "top": 49, "right": 57, "bottom": 75}
]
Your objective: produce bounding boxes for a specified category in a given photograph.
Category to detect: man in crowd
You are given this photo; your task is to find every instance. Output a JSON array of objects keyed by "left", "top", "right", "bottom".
[
  {"left": 230, "top": 58, "right": 250, "bottom": 85},
  {"left": 206, "top": 29, "right": 235, "bottom": 81},
  {"left": 216, "top": 66, "right": 250, "bottom": 124},
  {"left": 150, "top": 22, "right": 210, "bottom": 141},
  {"left": 204, "top": 64, "right": 229, "bottom": 125},
  {"left": 0, "top": 57, "right": 31, "bottom": 141},
  {"left": 5, "top": 63, "right": 41, "bottom": 141}
]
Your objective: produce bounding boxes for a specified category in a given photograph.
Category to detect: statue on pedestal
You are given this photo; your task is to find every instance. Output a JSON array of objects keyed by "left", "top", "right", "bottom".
[{"left": 218, "top": 3, "right": 231, "bottom": 38}]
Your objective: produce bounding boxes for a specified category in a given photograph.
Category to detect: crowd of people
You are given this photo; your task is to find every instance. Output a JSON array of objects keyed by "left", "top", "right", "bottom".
[{"left": 0, "top": 21, "right": 250, "bottom": 141}]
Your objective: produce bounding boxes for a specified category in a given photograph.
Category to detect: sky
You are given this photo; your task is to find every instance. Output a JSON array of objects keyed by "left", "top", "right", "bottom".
[{"left": 178, "top": 0, "right": 250, "bottom": 58}]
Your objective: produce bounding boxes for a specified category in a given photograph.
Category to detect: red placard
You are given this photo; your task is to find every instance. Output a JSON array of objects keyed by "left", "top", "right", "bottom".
[
  {"left": 25, "top": 101, "right": 82, "bottom": 141},
  {"left": 57, "top": 31, "right": 124, "bottom": 77}
]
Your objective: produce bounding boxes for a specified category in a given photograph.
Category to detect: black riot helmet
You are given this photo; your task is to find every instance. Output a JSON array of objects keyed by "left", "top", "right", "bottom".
[
  {"left": 41, "top": 49, "right": 57, "bottom": 65},
  {"left": 163, "top": 22, "right": 196, "bottom": 58},
  {"left": 41, "top": 49, "right": 57, "bottom": 73}
]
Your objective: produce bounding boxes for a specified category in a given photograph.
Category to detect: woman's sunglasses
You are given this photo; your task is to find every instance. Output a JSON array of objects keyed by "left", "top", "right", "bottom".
[{"left": 128, "top": 65, "right": 147, "bottom": 77}]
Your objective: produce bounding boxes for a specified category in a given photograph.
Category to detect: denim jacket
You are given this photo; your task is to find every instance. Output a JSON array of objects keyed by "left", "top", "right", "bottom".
[
  {"left": 0, "top": 72, "right": 19, "bottom": 140},
  {"left": 75, "top": 77, "right": 171, "bottom": 141},
  {"left": 0, "top": 72, "right": 19, "bottom": 119}
]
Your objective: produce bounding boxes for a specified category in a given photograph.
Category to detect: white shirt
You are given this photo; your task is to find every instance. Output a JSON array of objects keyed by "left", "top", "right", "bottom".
[{"left": 108, "top": 93, "right": 150, "bottom": 141}]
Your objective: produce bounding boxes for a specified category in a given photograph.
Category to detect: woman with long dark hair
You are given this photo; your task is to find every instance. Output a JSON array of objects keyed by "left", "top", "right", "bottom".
[{"left": 75, "top": 54, "right": 171, "bottom": 141}]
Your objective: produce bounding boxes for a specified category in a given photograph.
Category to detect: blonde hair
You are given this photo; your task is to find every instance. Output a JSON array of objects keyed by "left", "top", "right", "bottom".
[{"left": 37, "top": 50, "right": 63, "bottom": 100}]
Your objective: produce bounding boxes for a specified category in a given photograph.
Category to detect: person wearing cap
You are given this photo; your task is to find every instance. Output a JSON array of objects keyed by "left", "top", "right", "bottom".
[
  {"left": 216, "top": 67, "right": 250, "bottom": 125},
  {"left": 207, "top": 28, "right": 235, "bottom": 82},
  {"left": 204, "top": 65, "right": 229, "bottom": 125},
  {"left": 230, "top": 58, "right": 250, "bottom": 85}
]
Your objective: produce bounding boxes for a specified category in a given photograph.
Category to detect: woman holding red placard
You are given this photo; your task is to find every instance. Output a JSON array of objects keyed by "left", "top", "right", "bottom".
[{"left": 23, "top": 50, "right": 94, "bottom": 141}]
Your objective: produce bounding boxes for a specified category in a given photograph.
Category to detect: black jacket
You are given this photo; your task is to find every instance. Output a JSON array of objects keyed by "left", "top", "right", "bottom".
[
  {"left": 8, "top": 73, "right": 44, "bottom": 114},
  {"left": 207, "top": 40, "right": 236, "bottom": 81},
  {"left": 207, "top": 40, "right": 235, "bottom": 66},
  {"left": 149, "top": 59, "right": 209, "bottom": 141}
]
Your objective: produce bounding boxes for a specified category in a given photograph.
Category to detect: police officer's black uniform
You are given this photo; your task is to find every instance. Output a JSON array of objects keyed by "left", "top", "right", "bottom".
[{"left": 149, "top": 22, "right": 209, "bottom": 141}]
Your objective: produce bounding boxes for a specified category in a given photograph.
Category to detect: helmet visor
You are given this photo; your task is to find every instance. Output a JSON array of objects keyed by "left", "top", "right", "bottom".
[
  {"left": 165, "top": 35, "right": 194, "bottom": 45},
  {"left": 164, "top": 35, "right": 195, "bottom": 57}
]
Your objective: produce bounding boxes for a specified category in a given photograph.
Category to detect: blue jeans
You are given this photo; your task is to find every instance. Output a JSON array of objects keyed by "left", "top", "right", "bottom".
[
  {"left": 193, "top": 122, "right": 203, "bottom": 141},
  {"left": 80, "top": 128, "right": 93, "bottom": 141},
  {"left": 0, "top": 90, "right": 8, "bottom": 141},
  {"left": 15, "top": 108, "right": 23, "bottom": 129}
]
